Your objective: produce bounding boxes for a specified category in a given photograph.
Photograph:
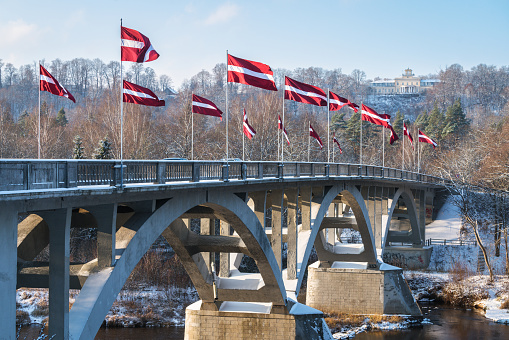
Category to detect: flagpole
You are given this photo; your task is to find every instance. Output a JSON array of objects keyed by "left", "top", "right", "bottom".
[
  {"left": 402, "top": 122, "right": 405, "bottom": 170},
  {"left": 418, "top": 136, "right": 421, "bottom": 173},
  {"left": 225, "top": 50, "right": 229, "bottom": 163},
  {"left": 382, "top": 125, "right": 385, "bottom": 168},
  {"left": 308, "top": 121, "right": 311, "bottom": 162},
  {"left": 242, "top": 109, "right": 245, "bottom": 161},
  {"left": 191, "top": 92, "right": 194, "bottom": 160},
  {"left": 327, "top": 89, "right": 330, "bottom": 163},
  {"left": 282, "top": 79, "right": 285, "bottom": 163},
  {"left": 38, "top": 61, "right": 41, "bottom": 159},
  {"left": 120, "top": 19, "right": 124, "bottom": 189},
  {"left": 332, "top": 135, "right": 335, "bottom": 163},
  {"left": 360, "top": 102, "right": 363, "bottom": 165}
]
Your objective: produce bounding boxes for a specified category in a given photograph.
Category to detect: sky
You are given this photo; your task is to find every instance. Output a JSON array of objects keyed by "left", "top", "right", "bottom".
[{"left": 1, "top": 0, "right": 508, "bottom": 89}]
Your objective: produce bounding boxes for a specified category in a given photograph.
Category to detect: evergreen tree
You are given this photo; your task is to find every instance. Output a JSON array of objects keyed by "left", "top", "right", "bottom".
[
  {"left": 415, "top": 111, "right": 429, "bottom": 131},
  {"left": 330, "top": 112, "right": 347, "bottom": 134},
  {"left": 17, "top": 110, "right": 30, "bottom": 137},
  {"left": 345, "top": 110, "right": 361, "bottom": 147},
  {"left": 442, "top": 98, "right": 470, "bottom": 137},
  {"left": 56, "top": 108, "right": 68, "bottom": 127},
  {"left": 425, "top": 104, "right": 445, "bottom": 141},
  {"left": 73, "top": 135, "right": 85, "bottom": 159},
  {"left": 93, "top": 137, "right": 112, "bottom": 159},
  {"left": 392, "top": 110, "right": 404, "bottom": 138}
]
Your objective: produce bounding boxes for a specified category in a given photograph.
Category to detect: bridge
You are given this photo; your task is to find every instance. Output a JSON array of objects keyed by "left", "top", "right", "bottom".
[{"left": 0, "top": 159, "right": 447, "bottom": 339}]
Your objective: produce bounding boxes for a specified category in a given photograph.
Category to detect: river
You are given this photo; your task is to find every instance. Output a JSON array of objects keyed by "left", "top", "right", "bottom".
[{"left": 18, "top": 304, "right": 509, "bottom": 339}]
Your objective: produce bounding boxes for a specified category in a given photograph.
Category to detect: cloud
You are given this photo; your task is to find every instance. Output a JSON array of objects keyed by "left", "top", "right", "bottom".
[
  {"left": 0, "top": 19, "right": 39, "bottom": 45},
  {"left": 204, "top": 3, "right": 239, "bottom": 25}
]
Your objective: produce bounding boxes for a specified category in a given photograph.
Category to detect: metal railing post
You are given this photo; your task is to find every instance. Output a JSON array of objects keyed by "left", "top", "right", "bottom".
[
  {"left": 278, "top": 163, "right": 284, "bottom": 179},
  {"left": 222, "top": 163, "right": 229, "bottom": 182},
  {"left": 192, "top": 162, "right": 200, "bottom": 182},
  {"left": 156, "top": 162, "right": 166, "bottom": 184},
  {"left": 258, "top": 163, "right": 263, "bottom": 179},
  {"left": 66, "top": 161, "right": 78, "bottom": 188},
  {"left": 241, "top": 163, "right": 247, "bottom": 180}
]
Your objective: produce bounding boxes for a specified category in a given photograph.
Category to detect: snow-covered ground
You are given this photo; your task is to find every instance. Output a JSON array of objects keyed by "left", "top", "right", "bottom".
[
  {"left": 426, "top": 196, "right": 463, "bottom": 240},
  {"left": 17, "top": 286, "right": 198, "bottom": 328}
]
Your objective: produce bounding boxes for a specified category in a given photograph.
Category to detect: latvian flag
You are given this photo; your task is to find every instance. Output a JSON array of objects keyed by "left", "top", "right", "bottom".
[
  {"left": 418, "top": 129, "right": 437, "bottom": 149},
  {"left": 284, "top": 76, "right": 327, "bottom": 107},
  {"left": 243, "top": 109, "right": 256, "bottom": 139},
  {"left": 278, "top": 115, "right": 290, "bottom": 145},
  {"left": 192, "top": 94, "right": 223, "bottom": 120},
  {"left": 228, "top": 54, "right": 277, "bottom": 91},
  {"left": 329, "top": 91, "right": 358, "bottom": 112},
  {"left": 404, "top": 122, "right": 414, "bottom": 149},
  {"left": 123, "top": 80, "right": 165, "bottom": 106},
  {"left": 40, "top": 65, "right": 75, "bottom": 103},
  {"left": 389, "top": 125, "right": 399, "bottom": 145},
  {"left": 309, "top": 123, "right": 323, "bottom": 149},
  {"left": 333, "top": 134, "right": 343, "bottom": 154},
  {"left": 121, "top": 26, "right": 159, "bottom": 63},
  {"left": 361, "top": 104, "right": 391, "bottom": 128}
]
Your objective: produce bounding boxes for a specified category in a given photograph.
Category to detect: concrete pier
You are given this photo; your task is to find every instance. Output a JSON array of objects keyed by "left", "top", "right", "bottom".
[
  {"left": 306, "top": 261, "right": 421, "bottom": 316},
  {"left": 184, "top": 300, "right": 333, "bottom": 340}
]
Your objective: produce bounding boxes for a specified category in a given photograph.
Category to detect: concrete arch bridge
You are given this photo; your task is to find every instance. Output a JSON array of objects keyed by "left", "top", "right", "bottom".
[{"left": 0, "top": 160, "right": 446, "bottom": 339}]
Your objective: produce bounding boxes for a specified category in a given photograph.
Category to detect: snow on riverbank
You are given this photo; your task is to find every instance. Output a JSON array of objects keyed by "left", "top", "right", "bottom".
[
  {"left": 405, "top": 271, "right": 509, "bottom": 325},
  {"left": 16, "top": 286, "right": 198, "bottom": 328}
]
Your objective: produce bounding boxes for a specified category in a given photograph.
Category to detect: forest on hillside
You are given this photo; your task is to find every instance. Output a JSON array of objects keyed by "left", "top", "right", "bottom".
[{"left": 0, "top": 58, "right": 508, "bottom": 190}]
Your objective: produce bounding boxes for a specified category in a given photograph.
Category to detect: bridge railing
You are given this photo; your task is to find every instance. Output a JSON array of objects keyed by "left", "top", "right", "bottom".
[{"left": 0, "top": 159, "right": 448, "bottom": 192}]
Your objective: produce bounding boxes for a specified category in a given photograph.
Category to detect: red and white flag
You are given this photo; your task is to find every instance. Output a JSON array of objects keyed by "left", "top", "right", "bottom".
[
  {"left": 227, "top": 54, "right": 277, "bottom": 91},
  {"left": 329, "top": 91, "right": 358, "bottom": 112},
  {"left": 243, "top": 109, "right": 256, "bottom": 139},
  {"left": 192, "top": 94, "right": 223, "bottom": 120},
  {"left": 309, "top": 123, "right": 323, "bottom": 149},
  {"left": 333, "top": 134, "right": 343, "bottom": 154},
  {"left": 40, "top": 65, "right": 75, "bottom": 103},
  {"left": 123, "top": 80, "right": 165, "bottom": 106},
  {"left": 121, "top": 26, "right": 159, "bottom": 63},
  {"left": 278, "top": 115, "right": 290, "bottom": 145},
  {"left": 403, "top": 122, "right": 414, "bottom": 149},
  {"left": 285, "top": 76, "right": 327, "bottom": 107},
  {"left": 361, "top": 104, "right": 391, "bottom": 128},
  {"left": 418, "top": 129, "right": 437, "bottom": 149},
  {"left": 389, "top": 125, "right": 399, "bottom": 145}
]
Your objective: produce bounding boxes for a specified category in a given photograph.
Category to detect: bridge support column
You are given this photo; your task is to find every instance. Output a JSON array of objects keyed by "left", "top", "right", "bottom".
[
  {"left": 417, "top": 190, "right": 425, "bottom": 245},
  {"left": 270, "top": 190, "right": 284, "bottom": 271},
  {"left": 219, "top": 220, "right": 230, "bottom": 277},
  {"left": 88, "top": 204, "right": 117, "bottom": 268},
  {"left": 286, "top": 188, "right": 299, "bottom": 280},
  {"left": 40, "top": 208, "right": 72, "bottom": 340},
  {"left": 250, "top": 191, "right": 268, "bottom": 228},
  {"left": 300, "top": 187, "right": 312, "bottom": 231},
  {"left": 201, "top": 218, "right": 215, "bottom": 271},
  {"left": 0, "top": 204, "right": 17, "bottom": 340}
]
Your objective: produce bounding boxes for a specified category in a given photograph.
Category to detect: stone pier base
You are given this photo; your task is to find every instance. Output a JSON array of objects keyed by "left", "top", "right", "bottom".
[
  {"left": 184, "top": 300, "right": 333, "bottom": 340},
  {"left": 306, "top": 262, "right": 421, "bottom": 316}
]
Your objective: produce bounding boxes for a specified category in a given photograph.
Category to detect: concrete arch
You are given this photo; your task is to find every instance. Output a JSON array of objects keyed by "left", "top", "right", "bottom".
[
  {"left": 383, "top": 187, "right": 421, "bottom": 250},
  {"left": 69, "top": 190, "right": 286, "bottom": 340},
  {"left": 294, "top": 184, "right": 377, "bottom": 297}
]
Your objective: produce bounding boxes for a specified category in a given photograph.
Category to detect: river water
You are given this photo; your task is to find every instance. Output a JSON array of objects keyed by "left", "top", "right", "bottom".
[{"left": 18, "top": 304, "right": 509, "bottom": 339}]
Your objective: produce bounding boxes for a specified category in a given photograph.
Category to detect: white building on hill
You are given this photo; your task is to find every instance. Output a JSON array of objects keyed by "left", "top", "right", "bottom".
[{"left": 370, "top": 68, "right": 440, "bottom": 95}]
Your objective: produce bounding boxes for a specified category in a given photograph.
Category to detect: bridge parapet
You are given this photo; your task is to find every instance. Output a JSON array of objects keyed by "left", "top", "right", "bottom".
[{"left": 0, "top": 159, "right": 447, "bottom": 193}]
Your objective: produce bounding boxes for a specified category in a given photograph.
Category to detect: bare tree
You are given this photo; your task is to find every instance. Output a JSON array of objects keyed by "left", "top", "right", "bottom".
[{"left": 436, "top": 140, "right": 495, "bottom": 281}]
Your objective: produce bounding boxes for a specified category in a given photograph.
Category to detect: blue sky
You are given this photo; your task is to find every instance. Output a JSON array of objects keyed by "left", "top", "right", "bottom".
[{"left": 1, "top": 0, "right": 508, "bottom": 88}]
